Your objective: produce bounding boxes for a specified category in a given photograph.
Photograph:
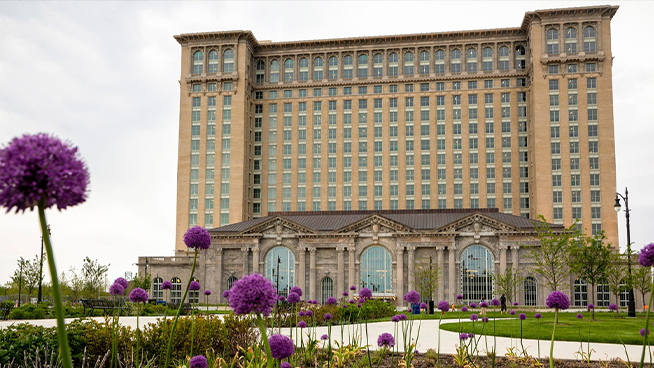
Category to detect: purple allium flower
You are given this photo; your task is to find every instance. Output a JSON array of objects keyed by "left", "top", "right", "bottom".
[
  {"left": 377, "top": 333, "right": 395, "bottom": 348},
  {"left": 129, "top": 287, "right": 148, "bottom": 303},
  {"left": 306, "top": 310, "right": 314, "bottom": 317},
  {"left": 513, "top": 302, "right": 519, "bottom": 306},
  {"left": 510, "top": 310, "right": 516, "bottom": 316},
  {"left": 459, "top": 333, "right": 468, "bottom": 341},
  {"left": 278, "top": 295, "right": 285, "bottom": 301},
  {"left": 420, "top": 302, "right": 428, "bottom": 310},
  {"left": 470, "top": 314, "right": 479, "bottom": 321},
  {"left": 162, "top": 281, "right": 173, "bottom": 290},
  {"left": 290, "top": 286, "right": 303, "bottom": 297},
  {"left": 470, "top": 302, "right": 477, "bottom": 308},
  {"left": 391, "top": 315, "right": 400, "bottom": 323},
  {"left": 438, "top": 300, "right": 450, "bottom": 313},
  {"left": 359, "top": 288, "right": 372, "bottom": 300},
  {"left": 326, "top": 297, "right": 337, "bottom": 305},
  {"left": 456, "top": 294, "right": 463, "bottom": 300},
  {"left": 189, "top": 280, "right": 201, "bottom": 291},
  {"left": 535, "top": 313, "right": 542, "bottom": 319},
  {"left": 298, "top": 311, "right": 306, "bottom": 317},
  {"left": 490, "top": 298, "right": 500, "bottom": 307},
  {"left": 280, "top": 363, "right": 291, "bottom": 368},
  {"left": 189, "top": 355, "right": 208, "bottom": 368},
  {"left": 324, "top": 313, "right": 332, "bottom": 321},
  {"left": 109, "top": 283, "right": 124, "bottom": 296},
  {"left": 204, "top": 290, "right": 211, "bottom": 296},
  {"left": 576, "top": 313, "right": 583, "bottom": 319},
  {"left": 519, "top": 313, "right": 527, "bottom": 321},
  {"left": 642, "top": 328, "right": 650, "bottom": 337},
  {"left": 222, "top": 290, "right": 230, "bottom": 298},
  {"left": 342, "top": 291, "right": 349, "bottom": 297},
  {"left": 297, "top": 321, "right": 307, "bottom": 328},
  {"left": 227, "top": 273, "right": 278, "bottom": 316},
  {"left": 342, "top": 304, "right": 348, "bottom": 308},
  {"left": 399, "top": 313, "right": 408, "bottom": 321},
  {"left": 183, "top": 226, "right": 211, "bottom": 250},
  {"left": 482, "top": 316, "right": 489, "bottom": 323},
  {"left": 404, "top": 290, "right": 421, "bottom": 305},
  {"left": 587, "top": 304, "right": 595, "bottom": 310},
  {"left": 0, "top": 133, "right": 89, "bottom": 213},
  {"left": 349, "top": 299, "right": 355, "bottom": 304},
  {"left": 609, "top": 303, "right": 618, "bottom": 311},
  {"left": 350, "top": 285, "right": 356, "bottom": 291},
  {"left": 639, "top": 243, "right": 654, "bottom": 267},
  {"left": 546, "top": 291, "right": 571, "bottom": 310},
  {"left": 114, "top": 277, "right": 129, "bottom": 290},
  {"left": 321, "top": 334, "right": 329, "bottom": 341},
  {"left": 480, "top": 301, "right": 489, "bottom": 308},
  {"left": 467, "top": 333, "right": 474, "bottom": 339},
  {"left": 461, "top": 306, "right": 468, "bottom": 312},
  {"left": 287, "top": 292, "right": 300, "bottom": 305},
  {"left": 268, "top": 334, "right": 295, "bottom": 360},
  {"left": 357, "top": 303, "right": 362, "bottom": 308}
]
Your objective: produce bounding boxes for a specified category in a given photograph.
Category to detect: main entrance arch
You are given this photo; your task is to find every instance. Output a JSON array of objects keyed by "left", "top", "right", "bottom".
[
  {"left": 360, "top": 246, "right": 393, "bottom": 296},
  {"left": 460, "top": 245, "right": 494, "bottom": 304},
  {"left": 265, "top": 246, "right": 295, "bottom": 297}
]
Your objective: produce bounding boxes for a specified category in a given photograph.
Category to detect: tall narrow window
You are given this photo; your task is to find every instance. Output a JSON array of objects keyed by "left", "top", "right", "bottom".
[
  {"left": 313, "top": 57, "right": 323, "bottom": 80},
  {"left": 227, "top": 276, "right": 238, "bottom": 291},
  {"left": 189, "top": 277, "right": 200, "bottom": 304},
  {"left": 388, "top": 53, "right": 399, "bottom": 76},
  {"left": 256, "top": 60, "right": 265, "bottom": 84},
  {"left": 208, "top": 50, "right": 219, "bottom": 73},
  {"left": 573, "top": 278, "right": 588, "bottom": 306},
  {"left": 434, "top": 50, "right": 445, "bottom": 74},
  {"left": 482, "top": 47, "right": 493, "bottom": 71},
  {"left": 547, "top": 28, "right": 559, "bottom": 55},
  {"left": 524, "top": 277, "right": 537, "bottom": 306},
  {"left": 583, "top": 26, "right": 596, "bottom": 52},
  {"left": 515, "top": 45, "right": 526, "bottom": 70},
  {"left": 192, "top": 51, "right": 203, "bottom": 74},
  {"left": 152, "top": 277, "right": 163, "bottom": 301},
  {"left": 450, "top": 49, "right": 461, "bottom": 73},
  {"left": 343, "top": 55, "right": 353, "bottom": 79},
  {"left": 419, "top": 51, "right": 429, "bottom": 75},
  {"left": 404, "top": 52, "right": 414, "bottom": 76},
  {"left": 358, "top": 54, "right": 368, "bottom": 78},
  {"left": 270, "top": 60, "right": 280, "bottom": 83},
  {"left": 171, "top": 277, "right": 182, "bottom": 303},
  {"left": 223, "top": 49, "right": 234, "bottom": 73},
  {"left": 467, "top": 48, "right": 477, "bottom": 72},
  {"left": 321, "top": 277, "right": 334, "bottom": 304},
  {"left": 498, "top": 46, "right": 509, "bottom": 71},
  {"left": 298, "top": 58, "right": 309, "bottom": 81},
  {"left": 284, "top": 58, "right": 294, "bottom": 81},
  {"left": 565, "top": 27, "right": 578, "bottom": 53},
  {"left": 373, "top": 53, "right": 383, "bottom": 77},
  {"left": 328, "top": 56, "right": 338, "bottom": 79}
]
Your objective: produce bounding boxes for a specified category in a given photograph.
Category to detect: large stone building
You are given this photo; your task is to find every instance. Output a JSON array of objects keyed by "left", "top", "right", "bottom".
[{"left": 139, "top": 5, "right": 628, "bottom": 307}]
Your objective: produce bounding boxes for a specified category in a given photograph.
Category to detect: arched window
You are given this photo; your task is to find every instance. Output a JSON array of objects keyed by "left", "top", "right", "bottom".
[
  {"left": 434, "top": 50, "right": 445, "bottom": 74},
  {"left": 515, "top": 45, "right": 526, "bottom": 70},
  {"left": 467, "top": 48, "right": 477, "bottom": 72},
  {"left": 388, "top": 53, "right": 399, "bottom": 76},
  {"left": 597, "top": 283, "right": 610, "bottom": 307},
  {"left": 189, "top": 277, "right": 200, "bottom": 304},
  {"left": 523, "top": 277, "right": 537, "bottom": 306},
  {"left": 255, "top": 60, "right": 265, "bottom": 84},
  {"left": 328, "top": 56, "right": 338, "bottom": 79},
  {"left": 546, "top": 28, "right": 559, "bottom": 55},
  {"left": 265, "top": 246, "right": 295, "bottom": 297},
  {"left": 343, "top": 55, "right": 353, "bottom": 79},
  {"left": 171, "top": 277, "right": 182, "bottom": 304},
  {"left": 284, "top": 58, "right": 294, "bottom": 82},
  {"left": 192, "top": 51, "right": 203, "bottom": 74},
  {"left": 313, "top": 57, "right": 323, "bottom": 80},
  {"left": 583, "top": 26, "right": 596, "bottom": 52},
  {"left": 208, "top": 50, "right": 219, "bottom": 73},
  {"left": 227, "top": 275, "right": 238, "bottom": 291},
  {"left": 574, "top": 278, "right": 588, "bottom": 306},
  {"left": 404, "top": 52, "right": 414, "bottom": 76},
  {"left": 419, "top": 51, "right": 430, "bottom": 75},
  {"left": 498, "top": 46, "right": 510, "bottom": 71},
  {"left": 270, "top": 60, "right": 280, "bottom": 83},
  {"left": 360, "top": 246, "right": 393, "bottom": 296},
  {"left": 373, "top": 54, "right": 383, "bottom": 77},
  {"left": 482, "top": 47, "right": 493, "bottom": 71},
  {"left": 321, "top": 277, "right": 334, "bottom": 304},
  {"left": 619, "top": 279, "right": 629, "bottom": 307},
  {"left": 565, "top": 27, "right": 578, "bottom": 54},
  {"left": 298, "top": 58, "right": 309, "bottom": 81},
  {"left": 358, "top": 54, "right": 368, "bottom": 78},
  {"left": 223, "top": 49, "right": 234, "bottom": 73},
  {"left": 450, "top": 49, "right": 461, "bottom": 73},
  {"left": 152, "top": 277, "right": 163, "bottom": 301},
  {"left": 460, "top": 245, "right": 494, "bottom": 304}
]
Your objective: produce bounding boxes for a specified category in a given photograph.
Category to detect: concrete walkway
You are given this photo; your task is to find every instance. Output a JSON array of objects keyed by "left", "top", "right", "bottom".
[{"left": 0, "top": 316, "right": 646, "bottom": 362}]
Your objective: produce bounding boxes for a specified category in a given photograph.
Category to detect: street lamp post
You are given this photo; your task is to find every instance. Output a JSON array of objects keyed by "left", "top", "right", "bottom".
[
  {"left": 37, "top": 224, "right": 51, "bottom": 303},
  {"left": 18, "top": 260, "right": 23, "bottom": 307},
  {"left": 614, "top": 187, "right": 636, "bottom": 318}
]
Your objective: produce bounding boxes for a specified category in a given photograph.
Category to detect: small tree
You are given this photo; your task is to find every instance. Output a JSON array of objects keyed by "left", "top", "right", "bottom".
[
  {"left": 82, "top": 257, "right": 109, "bottom": 298},
  {"left": 65, "top": 267, "right": 85, "bottom": 302},
  {"left": 529, "top": 216, "right": 579, "bottom": 292},
  {"left": 132, "top": 272, "right": 152, "bottom": 293},
  {"left": 493, "top": 266, "right": 524, "bottom": 304},
  {"left": 633, "top": 265, "right": 652, "bottom": 312},
  {"left": 412, "top": 257, "right": 441, "bottom": 302},
  {"left": 568, "top": 232, "right": 613, "bottom": 319},
  {"left": 605, "top": 253, "right": 627, "bottom": 317}
]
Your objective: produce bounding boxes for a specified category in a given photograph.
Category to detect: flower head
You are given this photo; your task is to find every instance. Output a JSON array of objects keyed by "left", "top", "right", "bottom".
[
  {"left": 639, "top": 243, "right": 654, "bottom": 267},
  {"left": 290, "top": 286, "right": 303, "bottom": 297},
  {"left": 189, "top": 280, "right": 201, "bottom": 291},
  {"left": 162, "top": 281, "right": 173, "bottom": 290},
  {"left": 0, "top": 133, "right": 89, "bottom": 213},
  {"left": 467, "top": 333, "right": 474, "bottom": 339},
  {"left": 470, "top": 314, "right": 478, "bottom": 321},
  {"left": 456, "top": 294, "right": 463, "bottom": 300},
  {"left": 298, "top": 311, "right": 305, "bottom": 317},
  {"left": 268, "top": 334, "right": 295, "bottom": 360},
  {"left": 490, "top": 298, "right": 500, "bottom": 307},
  {"left": 342, "top": 291, "right": 349, "bottom": 297},
  {"left": 482, "top": 316, "right": 489, "bottom": 323},
  {"left": 305, "top": 310, "right": 314, "bottom": 317},
  {"left": 227, "top": 273, "right": 278, "bottom": 316},
  {"left": 609, "top": 303, "right": 618, "bottom": 311},
  {"left": 399, "top": 313, "right": 408, "bottom": 321},
  {"left": 470, "top": 302, "right": 477, "bottom": 308},
  {"left": 359, "top": 288, "right": 372, "bottom": 300},
  {"left": 109, "top": 283, "right": 124, "bottom": 296},
  {"left": 350, "top": 285, "right": 357, "bottom": 291},
  {"left": 129, "top": 287, "right": 148, "bottom": 303},
  {"left": 438, "top": 300, "right": 450, "bottom": 313},
  {"left": 420, "top": 302, "right": 428, "bottom": 310},
  {"left": 222, "top": 290, "right": 230, "bottom": 298},
  {"left": 349, "top": 299, "right": 355, "bottom": 304},
  {"left": 576, "top": 313, "right": 583, "bottom": 320},
  {"left": 513, "top": 302, "right": 519, "bottom": 306},
  {"left": 480, "top": 301, "right": 489, "bottom": 308},
  {"left": 357, "top": 303, "right": 362, "bottom": 308},
  {"left": 587, "top": 304, "right": 595, "bottom": 310},
  {"left": 278, "top": 295, "right": 286, "bottom": 301},
  {"left": 281, "top": 363, "right": 291, "bottom": 368},
  {"left": 391, "top": 315, "right": 400, "bottom": 323},
  {"left": 377, "top": 333, "right": 395, "bottom": 349},
  {"left": 459, "top": 333, "right": 469, "bottom": 341},
  {"left": 404, "top": 290, "right": 421, "bottom": 305},
  {"left": 324, "top": 313, "right": 332, "bottom": 321},
  {"left": 535, "top": 313, "right": 542, "bottom": 319},
  {"left": 189, "top": 355, "right": 208, "bottom": 368},
  {"left": 287, "top": 292, "right": 300, "bottom": 305},
  {"left": 114, "top": 277, "right": 129, "bottom": 290},
  {"left": 519, "top": 313, "right": 527, "bottom": 321},
  {"left": 321, "top": 334, "right": 329, "bottom": 341},
  {"left": 326, "top": 297, "right": 337, "bottom": 305},
  {"left": 510, "top": 310, "right": 516, "bottom": 316},
  {"left": 642, "top": 328, "right": 650, "bottom": 337},
  {"left": 546, "top": 291, "right": 571, "bottom": 310},
  {"left": 297, "top": 321, "right": 307, "bottom": 328},
  {"left": 204, "top": 290, "right": 211, "bottom": 296},
  {"left": 461, "top": 306, "right": 468, "bottom": 312},
  {"left": 183, "top": 226, "right": 211, "bottom": 250}
]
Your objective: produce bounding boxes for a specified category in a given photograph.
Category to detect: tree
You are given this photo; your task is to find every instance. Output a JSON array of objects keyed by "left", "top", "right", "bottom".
[
  {"left": 568, "top": 232, "right": 613, "bottom": 319},
  {"left": 605, "top": 253, "right": 627, "bottom": 317},
  {"left": 10, "top": 257, "right": 40, "bottom": 302},
  {"left": 529, "top": 216, "right": 579, "bottom": 292},
  {"left": 412, "top": 257, "right": 441, "bottom": 302},
  {"left": 632, "top": 265, "right": 652, "bottom": 312},
  {"left": 132, "top": 272, "right": 152, "bottom": 292},
  {"left": 493, "top": 266, "right": 524, "bottom": 304},
  {"left": 64, "top": 266, "right": 85, "bottom": 302},
  {"left": 81, "top": 257, "right": 109, "bottom": 298}
]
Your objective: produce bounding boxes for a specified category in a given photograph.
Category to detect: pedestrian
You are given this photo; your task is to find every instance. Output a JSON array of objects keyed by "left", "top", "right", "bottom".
[
  {"left": 500, "top": 294, "right": 507, "bottom": 315},
  {"left": 451, "top": 303, "right": 456, "bottom": 312}
]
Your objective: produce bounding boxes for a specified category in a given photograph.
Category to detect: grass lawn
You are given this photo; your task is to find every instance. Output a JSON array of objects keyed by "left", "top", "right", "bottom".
[{"left": 439, "top": 310, "right": 650, "bottom": 345}]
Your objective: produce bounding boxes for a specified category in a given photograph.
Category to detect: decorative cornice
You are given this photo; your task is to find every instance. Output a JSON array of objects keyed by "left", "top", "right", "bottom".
[{"left": 521, "top": 5, "right": 618, "bottom": 32}]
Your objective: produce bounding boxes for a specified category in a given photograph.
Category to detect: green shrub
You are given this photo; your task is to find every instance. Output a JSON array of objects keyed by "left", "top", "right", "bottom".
[{"left": 7, "top": 304, "right": 48, "bottom": 320}]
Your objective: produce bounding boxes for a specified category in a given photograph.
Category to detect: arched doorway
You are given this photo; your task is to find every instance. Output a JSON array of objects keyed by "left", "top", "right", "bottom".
[
  {"left": 321, "top": 277, "right": 334, "bottom": 304},
  {"left": 460, "top": 245, "right": 494, "bottom": 304},
  {"left": 360, "top": 246, "right": 393, "bottom": 296},
  {"left": 265, "top": 246, "right": 295, "bottom": 297}
]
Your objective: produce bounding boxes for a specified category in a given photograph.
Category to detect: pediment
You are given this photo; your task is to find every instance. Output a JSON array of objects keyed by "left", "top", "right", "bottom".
[
  {"left": 333, "top": 214, "right": 413, "bottom": 234},
  {"left": 434, "top": 213, "right": 517, "bottom": 234},
  {"left": 241, "top": 217, "right": 316, "bottom": 235}
]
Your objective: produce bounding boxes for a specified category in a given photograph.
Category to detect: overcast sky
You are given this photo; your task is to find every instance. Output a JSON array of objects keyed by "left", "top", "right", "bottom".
[{"left": 1, "top": 1, "right": 652, "bottom": 285}]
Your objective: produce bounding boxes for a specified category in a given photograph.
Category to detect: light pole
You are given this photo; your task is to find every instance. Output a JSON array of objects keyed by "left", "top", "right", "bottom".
[
  {"left": 37, "top": 224, "right": 51, "bottom": 303},
  {"left": 18, "top": 260, "right": 23, "bottom": 307},
  {"left": 614, "top": 187, "right": 636, "bottom": 318}
]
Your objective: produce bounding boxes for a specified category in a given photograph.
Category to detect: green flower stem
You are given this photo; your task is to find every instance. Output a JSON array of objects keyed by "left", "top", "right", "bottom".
[
  {"left": 437, "top": 314, "right": 442, "bottom": 368},
  {"left": 550, "top": 309, "right": 558, "bottom": 368},
  {"left": 257, "top": 314, "right": 273, "bottom": 368},
  {"left": 164, "top": 248, "right": 198, "bottom": 368},
  {"left": 190, "top": 303, "right": 195, "bottom": 356},
  {"left": 640, "top": 275, "right": 654, "bottom": 368},
  {"left": 136, "top": 304, "right": 141, "bottom": 368},
  {"left": 38, "top": 204, "right": 73, "bottom": 368}
]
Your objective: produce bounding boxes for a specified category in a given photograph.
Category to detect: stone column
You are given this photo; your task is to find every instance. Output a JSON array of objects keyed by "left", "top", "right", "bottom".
[
  {"left": 348, "top": 246, "right": 356, "bottom": 290},
  {"left": 309, "top": 247, "right": 317, "bottom": 301},
  {"left": 216, "top": 248, "right": 223, "bottom": 302},
  {"left": 396, "top": 247, "right": 404, "bottom": 301},
  {"left": 337, "top": 247, "right": 345, "bottom": 296},
  {"left": 511, "top": 245, "right": 520, "bottom": 269},
  {"left": 408, "top": 247, "right": 415, "bottom": 292},
  {"left": 436, "top": 246, "right": 445, "bottom": 301},
  {"left": 448, "top": 243, "right": 456, "bottom": 301},
  {"left": 241, "top": 247, "right": 249, "bottom": 276},
  {"left": 298, "top": 247, "right": 306, "bottom": 300},
  {"left": 252, "top": 247, "right": 260, "bottom": 274},
  {"left": 499, "top": 244, "right": 507, "bottom": 274}
]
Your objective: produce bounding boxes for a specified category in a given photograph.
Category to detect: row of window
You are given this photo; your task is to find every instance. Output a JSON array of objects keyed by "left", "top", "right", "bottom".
[
  {"left": 546, "top": 26, "right": 597, "bottom": 55},
  {"left": 192, "top": 49, "right": 234, "bottom": 74}
]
